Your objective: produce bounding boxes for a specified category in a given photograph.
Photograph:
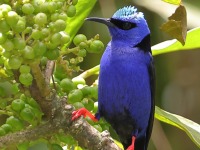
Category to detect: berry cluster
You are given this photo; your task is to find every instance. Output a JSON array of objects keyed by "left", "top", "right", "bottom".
[{"left": 0, "top": 0, "right": 106, "bottom": 149}]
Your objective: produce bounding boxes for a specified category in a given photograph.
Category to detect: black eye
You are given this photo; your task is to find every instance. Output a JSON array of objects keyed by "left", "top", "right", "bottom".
[
  {"left": 122, "top": 22, "right": 132, "bottom": 30},
  {"left": 110, "top": 18, "right": 137, "bottom": 30}
]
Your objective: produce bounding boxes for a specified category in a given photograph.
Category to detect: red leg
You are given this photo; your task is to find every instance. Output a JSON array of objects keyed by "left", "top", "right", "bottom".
[
  {"left": 72, "top": 108, "right": 98, "bottom": 122},
  {"left": 126, "top": 136, "right": 136, "bottom": 150}
]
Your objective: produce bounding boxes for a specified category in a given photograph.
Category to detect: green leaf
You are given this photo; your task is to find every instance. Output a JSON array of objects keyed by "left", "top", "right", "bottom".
[
  {"left": 65, "top": 0, "right": 97, "bottom": 47},
  {"left": 160, "top": 5, "right": 187, "bottom": 45},
  {"left": 155, "top": 106, "right": 200, "bottom": 148},
  {"left": 162, "top": 0, "right": 181, "bottom": 5},
  {"left": 152, "top": 27, "right": 200, "bottom": 56}
]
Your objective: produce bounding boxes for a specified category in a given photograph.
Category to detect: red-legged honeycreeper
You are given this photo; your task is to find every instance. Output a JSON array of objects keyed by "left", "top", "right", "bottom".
[{"left": 72, "top": 6, "right": 155, "bottom": 150}]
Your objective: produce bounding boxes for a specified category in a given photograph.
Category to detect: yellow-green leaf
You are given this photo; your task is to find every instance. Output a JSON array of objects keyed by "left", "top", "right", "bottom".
[
  {"left": 162, "top": 0, "right": 181, "bottom": 5},
  {"left": 155, "top": 106, "right": 200, "bottom": 148},
  {"left": 160, "top": 5, "right": 187, "bottom": 45},
  {"left": 152, "top": 27, "right": 200, "bottom": 55}
]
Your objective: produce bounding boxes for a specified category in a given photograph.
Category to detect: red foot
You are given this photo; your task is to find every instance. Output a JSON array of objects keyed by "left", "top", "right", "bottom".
[
  {"left": 72, "top": 108, "right": 98, "bottom": 122},
  {"left": 126, "top": 136, "right": 136, "bottom": 150}
]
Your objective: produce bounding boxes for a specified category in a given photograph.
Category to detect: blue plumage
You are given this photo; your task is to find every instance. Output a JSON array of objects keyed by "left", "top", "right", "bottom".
[
  {"left": 72, "top": 6, "right": 155, "bottom": 150},
  {"left": 112, "top": 6, "right": 144, "bottom": 21},
  {"left": 94, "top": 6, "right": 155, "bottom": 150}
]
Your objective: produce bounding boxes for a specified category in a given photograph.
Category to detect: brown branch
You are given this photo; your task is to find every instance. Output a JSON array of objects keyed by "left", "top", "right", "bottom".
[
  {"left": 68, "top": 115, "right": 122, "bottom": 150},
  {"left": 0, "top": 101, "right": 121, "bottom": 150},
  {"left": 44, "top": 60, "right": 55, "bottom": 84},
  {"left": 0, "top": 122, "right": 59, "bottom": 149},
  {"left": 29, "top": 61, "right": 55, "bottom": 118},
  {"left": 30, "top": 62, "right": 50, "bottom": 98}
]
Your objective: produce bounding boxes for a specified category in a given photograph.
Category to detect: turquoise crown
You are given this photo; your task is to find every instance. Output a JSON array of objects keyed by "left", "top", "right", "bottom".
[{"left": 112, "top": 6, "right": 144, "bottom": 21}]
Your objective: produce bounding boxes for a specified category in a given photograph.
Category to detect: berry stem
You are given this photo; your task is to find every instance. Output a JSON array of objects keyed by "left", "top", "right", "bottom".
[{"left": 76, "top": 65, "right": 100, "bottom": 79}]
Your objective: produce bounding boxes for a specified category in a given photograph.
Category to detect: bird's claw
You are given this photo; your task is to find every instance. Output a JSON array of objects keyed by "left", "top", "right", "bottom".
[
  {"left": 71, "top": 108, "right": 98, "bottom": 122},
  {"left": 71, "top": 108, "right": 85, "bottom": 121}
]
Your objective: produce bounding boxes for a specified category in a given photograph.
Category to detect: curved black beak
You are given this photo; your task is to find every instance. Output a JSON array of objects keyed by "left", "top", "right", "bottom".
[{"left": 86, "top": 17, "right": 114, "bottom": 27}]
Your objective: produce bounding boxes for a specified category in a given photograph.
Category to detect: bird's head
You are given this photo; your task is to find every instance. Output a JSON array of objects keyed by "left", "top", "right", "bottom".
[{"left": 87, "top": 6, "right": 150, "bottom": 47}]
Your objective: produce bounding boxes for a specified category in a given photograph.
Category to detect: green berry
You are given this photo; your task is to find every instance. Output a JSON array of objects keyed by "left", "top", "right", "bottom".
[
  {"left": 51, "top": 32, "right": 62, "bottom": 45},
  {"left": 22, "top": 3, "right": 35, "bottom": 15},
  {"left": 20, "top": 107, "right": 35, "bottom": 123},
  {"left": 6, "top": 116, "right": 24, "bottom": 131},
  {"left": 1, "top": 124, "right": 12, "bottom": 133},
  {"left": 13, "top": 18, "right": 26, "bottom": 33},
  {"left": 68, "top": 89, "right": 83, "bottom": 103},
  {"left": 82, "top": 98, "right": 94, "bottom": 110},
  {"left": 19, "top": 73, "right": 33, "bottom": 86},
  {"left": 22, "top": 46, "right": 35, "bottom": 59},
  {"left": 90, "top": 86, "right": 98, "bottom": 99},
  {"left": 60, "top": 33, "right": 70, "bottom": 45},
  {"left": 11, "top": 99, "right": 25, "bottom": 112},
  {"left": 20, "top": 94, "right": 27, "bottom": 101},
  {"left": 60, "top": 78, "right": 75, "bottom": 93},
  {"left": 46, "top": 42, "right": 57, "bottom": 50},
  {"left": 57, "top": 133, "right": 76, "bottom": 144},
  {"left": 0, "top": 12, "right": 3, "bottom": 20},
  {"left": 45, "top": 48, "right": 59, "bottom": 60},
  {"left": 73, "top": 102, "right": 84, "bottom": 109},
  {"left": 40, "top": 57, "right": 48, "bottom": 66},
  {"left": 93, "top": 125, "right": 102, "bottom": 132},
  {"left": 88, "top": 40, "right": 104, "bottom": 53},
  {"left": 93, "top": 102, "right": 98, "bottom": 113},
  {"left": 34, "top": 13, "right": 47, "bottom": 26},
  {"left": 48, "top": 2, "right": 57, "bottom": 13},
  {"left": 73, "top": 34, "right": 87, "bottom": 46},
  {"left": 0, "top": 19, "right": 10, "bottom": 33},
  {"left": 0, "top": 4, "right": 11, "bottom": 15},
  {"left": 72, "top": 0, "right": 78, "bottom": 5},
  {"left": 81, "top": 86, "right": 92, "bottom": 96},
  {"left": 41, "top": 28, "right": 50, "bottom": 39},
  {"left": 20, "top": 65, "right": 31, "bottom": 73},
  {"left": 17, "top": 142, "right": 29, "bottom": 150},
  {"left": 78, "top": 49, "right": 87, "bottom": 57},
  {"left": 13, "top": 37, "right": 26, "bottom": 50},
  {"left": 33, "top": 41, "right": 47, "bottom": 57},
  {"left": 23, "top": 27, "right": 32, "bottom": 34},
  {"left": 0, "top": 33, "right": 7, "bottom": 44},
  {"left": 11, "top": 83, "right": 19, "bottom": 95},
  {"left": 26, "top": 98, "right": 40, "bottom": 109},
  {"left": 54, "top": 65, "right": 68, "bottom": 80},
  {"left": 79, "top": 42, "right": 88, "bottom": 49},
  {"left": 8, "top": 56, "right": 22, "bottom": 69},
  {"left": 58, "top": 13, "right": 67, "bottom": 21},
  {"left": 2, "top": 51, "right": 11, "bottom": 58},
  {"left": 54, "top": 19, "right": 66, "bottom": 32},
  {"left": 2, "top": 39, "right": 14, "bottom": 51},
  {"left": 40, "top": 2, "right": 49, "bottom": 13},
  {"left": 67, "top": 5, "right": 76, "bottom": 17},
  {"left": 51, "top": 144, "right": 63, "bottom": 150},
  {"left": 0, "top": 127, "right": 6, "bottom": 136},
  {"left": 31, "top": 29, "right": 42, "bottom": 40},
  {"left": 51, "top": 13, "right": 59, "bottom": 22},
  {"left": 5, "top": 11, "right": 19, "bottom": 27}
]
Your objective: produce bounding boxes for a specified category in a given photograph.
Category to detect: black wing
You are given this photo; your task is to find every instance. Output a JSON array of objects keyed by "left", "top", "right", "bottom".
[{"left": 145, "top": 56, "right": 156, "bottom": 148}]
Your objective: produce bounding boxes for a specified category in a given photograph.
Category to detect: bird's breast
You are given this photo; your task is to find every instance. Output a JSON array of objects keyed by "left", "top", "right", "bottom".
[{"left": 98, "top": 47, "right": 152, "bottom": 128}]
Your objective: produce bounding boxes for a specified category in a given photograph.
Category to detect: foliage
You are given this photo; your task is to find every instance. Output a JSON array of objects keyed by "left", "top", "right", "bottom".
[{"left": 0, "top": 0, "right": 200, "bottom": 150}]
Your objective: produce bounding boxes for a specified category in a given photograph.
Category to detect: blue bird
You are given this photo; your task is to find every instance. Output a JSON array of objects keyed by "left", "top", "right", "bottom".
[{"left": 72, "top": 6, "right": 155, "bottom": 150}]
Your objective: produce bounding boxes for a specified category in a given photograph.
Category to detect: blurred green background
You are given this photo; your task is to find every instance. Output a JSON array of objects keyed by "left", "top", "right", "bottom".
[{"left": 78, "top": 0, "right": 200, "bottom": 149}]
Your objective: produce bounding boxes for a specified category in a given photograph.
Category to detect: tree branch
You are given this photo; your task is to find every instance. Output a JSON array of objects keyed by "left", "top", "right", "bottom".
[
  {"left": 0, "top": 100, "right": 121, "bottom": 150},
  {"left": 30, "top": 62, "right": 51, "bottom": 98},
  {"left": 0, "top": 122, "right": 59, "bottom": 149}
]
